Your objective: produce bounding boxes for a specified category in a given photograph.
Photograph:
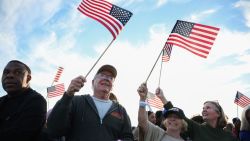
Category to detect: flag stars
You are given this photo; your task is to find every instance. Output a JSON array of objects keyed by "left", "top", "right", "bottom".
[
  {"left": 172, "top": 20, "right": 194, "bottom": 37},
  {"left": 110, "top": 5, "right": 133, "bottom": 26}
]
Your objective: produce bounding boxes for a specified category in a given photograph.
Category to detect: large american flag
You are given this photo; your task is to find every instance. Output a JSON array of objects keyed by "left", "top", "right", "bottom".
[
  {"left": 167, "top": 20, "right": 220, "bottom": 58},
  {"left": 47, "top": 83, "right": 65, "bottom": 98},
  {"left": 162, "top": 43, "right": 173, "bottom": 62},
  {"left": 234, "top": 91, "right": 250, "bottom": 108},
  {"left": 147, "top": 92, "right": 163, "bottom": 109},
  {"left": 77, "top": 0, "right": 133, "bottom": 39},
  {"left": 53, "top": 67, "right": 64, "bottom": 83}
]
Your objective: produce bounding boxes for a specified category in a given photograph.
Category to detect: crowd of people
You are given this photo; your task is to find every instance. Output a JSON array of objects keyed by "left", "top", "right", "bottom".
[{"left": 0, "top": 60, "right": 250, "bottom": 141}]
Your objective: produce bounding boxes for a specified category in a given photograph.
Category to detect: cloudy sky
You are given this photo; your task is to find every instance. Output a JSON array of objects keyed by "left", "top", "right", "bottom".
[{"left": 0, "top": 0, "right": 250, "bottom": 126}]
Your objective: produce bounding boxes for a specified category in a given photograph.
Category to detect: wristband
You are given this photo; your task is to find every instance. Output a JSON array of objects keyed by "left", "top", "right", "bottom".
[{"left": 139, "top": 101, "right": 147, "bottom": 108}]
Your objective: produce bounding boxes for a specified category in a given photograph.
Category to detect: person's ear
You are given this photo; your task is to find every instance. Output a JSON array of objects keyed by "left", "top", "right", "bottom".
[{"left": 26, "top": 74, "right": 31, "bottom": 83}]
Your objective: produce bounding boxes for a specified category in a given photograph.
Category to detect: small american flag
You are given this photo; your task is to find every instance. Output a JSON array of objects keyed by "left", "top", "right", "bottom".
[
  {"left": 77, "top": 0, "right": 133, "bottom": 39},
  {"left": 234, "top": 91, "right": 250, "bottom": 108},
  {"left": 47, "top": 83, "right": 65, "bottom": 98},
  {"left": 147, "top": 92, "right": 163, "bottom": 109},
  {"left": 53, "top": 67, "right": 64, "bottom": 83},
  {"left": 167, "top": 20, "right": 220, "bottom": 58},
  {"left": 162, "top": 43, "right": 173, "bottom": 62}
]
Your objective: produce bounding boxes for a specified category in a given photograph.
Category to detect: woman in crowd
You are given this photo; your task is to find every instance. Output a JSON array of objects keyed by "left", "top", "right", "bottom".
[
  {"left": 137, "top": 83, "right": 237, "bottom": 141},
  {"left": 240, "top": 104, "right": 250, "bottom": 141},
  {"left": 137, "top": 83, "right": 187, "bottom": 141}
]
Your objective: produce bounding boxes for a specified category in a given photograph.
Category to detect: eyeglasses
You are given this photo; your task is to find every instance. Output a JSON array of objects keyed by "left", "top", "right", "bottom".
[{"left": 96, "top": 73, "right": 114, "bottom": 81}]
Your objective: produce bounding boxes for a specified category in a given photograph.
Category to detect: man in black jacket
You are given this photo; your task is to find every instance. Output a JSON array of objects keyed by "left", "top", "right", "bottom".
[
  {"left": 47, "top": 64, "right": 133, "bottom": 141},
  {"left": 0, "top": 60, "right": 47, "bottom": 141}
]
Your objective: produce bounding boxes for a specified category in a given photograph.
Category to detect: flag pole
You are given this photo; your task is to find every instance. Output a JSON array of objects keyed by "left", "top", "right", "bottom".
[
  {"left": 158, "top": 58, "right": 163, "bottom": 87},
  {"left": 145, "top": 48, "right": 163, "bottom": 83},
  {"left": 85, "top": 39, "right": 115, "bottom": 78},
  {"left": 237, "top": 104, "right": 238, "bottom": 118},
  {"left": 46, "top": 91, "right": 49, "bottom": 111}
]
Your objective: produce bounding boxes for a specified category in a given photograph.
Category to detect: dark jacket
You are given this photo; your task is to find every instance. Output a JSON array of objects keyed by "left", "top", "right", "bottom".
[
  {"left": 47, "top": 94, "right": 133, "bottom": 141},
  {"left": 0, "top": 88, "right": 47, "bottom": 141}
]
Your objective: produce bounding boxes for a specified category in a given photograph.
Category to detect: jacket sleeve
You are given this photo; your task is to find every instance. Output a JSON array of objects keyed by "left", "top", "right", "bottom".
[
  {"left": 119, "top": 107, "right": 134, "bottom": 140},
  {"left": 0, "top": 94, "right": 47, "bottom": 141},
  {"left": 47, "top": 93, "right": 74, "bottom": 136},
  {"left": 163, "top": 101, "right": 173, "bottom": 109}
]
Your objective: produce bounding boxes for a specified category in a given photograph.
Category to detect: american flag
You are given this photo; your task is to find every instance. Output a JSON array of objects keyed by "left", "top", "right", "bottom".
[
  {"left": 162, "top": 43, "right": 173, "bottom": 62},
  {"left": 77, "top": 0, "right": 133, "bottom": 39},
  {"left": 234, "top": 91, "right": 250, "bottom": 108},
  {"left": 53, "top": 67, "right": 64, "bottom": 82},
  {"left": 147, "top": 92, "right": 163, "bottom": 109},
  {"left": 47, "top": 83, "right": 65, "bottom": 98},
  {"left": 167, "top": 20, "right": 220, "bottom": 58}
]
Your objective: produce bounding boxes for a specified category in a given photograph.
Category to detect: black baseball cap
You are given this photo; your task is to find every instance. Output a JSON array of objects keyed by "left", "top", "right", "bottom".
[
  {"left": 163, "top": 107, "right": 185, "bottom": 119},
  {"left": 96, "top": 64, "right": 117, "bottom": 78}
]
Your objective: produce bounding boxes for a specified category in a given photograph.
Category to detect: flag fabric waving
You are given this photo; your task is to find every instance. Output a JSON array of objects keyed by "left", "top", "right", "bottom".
[
  {"left": 47, "top": 83, "right": 65, "bottom": 98},
  {"left": 166, "top": 20, "right": 220, "bottom": 58},
  {"left": 77, "top": 0, "right": 133, "bottom": 39},
  {"left": 234, "top": 91, "right": 250, "bottom": 108},
  {"left": 147, "top": 92, "right": 163, "bottom": 109},
  {"left": 162, "top": 43, "right": 173, "bottom": 62},
  {"left": 53, "top": 67, "right": 64, "bottom": 83}
]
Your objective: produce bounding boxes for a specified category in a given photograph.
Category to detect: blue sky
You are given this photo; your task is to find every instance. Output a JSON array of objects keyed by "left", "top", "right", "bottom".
[{"left": 1, "top": 0, "right": 250, "bottom": 126}]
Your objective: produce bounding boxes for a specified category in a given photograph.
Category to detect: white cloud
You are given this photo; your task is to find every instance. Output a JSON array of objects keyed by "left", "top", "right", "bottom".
[
  {"left": 188, "top": 9, "right": 217, "bottom": 22},
  {"left": 1, "top": 20, "right": 249, "bottom": 125},
  {"left": 4, "top": 23, "right": 246, "bottom": 126},
  {"left": 0, "top": 0, "right": 62, "bottom": 33},
  {"left": 156, "top": 0, "right": 168, "bottom": 7},
  {"left": 234, "top": 0, "right": 250, "bottom": 28}
]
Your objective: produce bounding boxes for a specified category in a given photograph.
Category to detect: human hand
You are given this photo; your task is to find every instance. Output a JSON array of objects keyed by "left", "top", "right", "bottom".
[
  {"left": 66, "top": 75, "right": 86, "bottom": 96},
  {"left": 137, "top": 83, "right": 148, "bottom": 101},
  {"left": 155, "top": 87, "right": 167, "bottom": 104}
]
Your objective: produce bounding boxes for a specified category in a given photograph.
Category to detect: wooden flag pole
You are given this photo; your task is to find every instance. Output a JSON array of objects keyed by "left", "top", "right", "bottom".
[
  {"left": 145, "top": 48, "right": 164, "bottom": 83},
  {"left": 85, "top": 39, "right": 115, "bottom": 79}
]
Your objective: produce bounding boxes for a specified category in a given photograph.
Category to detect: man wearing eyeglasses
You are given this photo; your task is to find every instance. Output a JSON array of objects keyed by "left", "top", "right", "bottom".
[{"left": 47, "top": 64, "right": 133, "bottom": 141}]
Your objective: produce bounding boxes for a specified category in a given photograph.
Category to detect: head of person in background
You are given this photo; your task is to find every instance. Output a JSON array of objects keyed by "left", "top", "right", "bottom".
[
  {"left": 224, "top": 123, "right": 234, "bottom": 133},
  {"left": 109, "top": 92, "right": 118, "bottom": 102},
  {"left": 155, "top": 110, "right": 166, "bottom": 130},
  {"left": 162, "top": 107, "right": 188, "bottom": 134},
  {"left": 92, "top": 64, "right": 117, "bottom": 100},
  {"left": 202, "top": 101, "right": 227, "bottom": 129},
  {"left": 191, "top": 114, "right": 204, "bottom": 124},
  {"left": 147, "top": 111, "right": 156, "bottom": 125},
  {"left": 240, "top": 104, "right": 250, "bottom": 132},
  {"left": 233, "top": 117, "right": 241, "bottom": 130},
  {"left": 2, "top": 60, "right": 31, "bottom": 96}
]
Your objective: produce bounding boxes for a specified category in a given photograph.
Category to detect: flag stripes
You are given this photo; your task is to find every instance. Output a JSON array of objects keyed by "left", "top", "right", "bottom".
[
  {"left": 53, "top": 67, "right": 64, "bottom": 83},
  {"left": 147, "top": 92, "right": 163, "bottom": 109},
  {"left": 162, "top": 43, "right": 173, "bottom": 62},
  {"left": 234, "top": 91, "right": 250, "bottom": 108},
  {"left": 47, "top": 83, "right": 65, "bottom": 98},
  {"left": 167, "top": 20, "right": 219, "bottom": 58},
  {"left": 77, "top": 0, "right": 132, "bottom": 39}
]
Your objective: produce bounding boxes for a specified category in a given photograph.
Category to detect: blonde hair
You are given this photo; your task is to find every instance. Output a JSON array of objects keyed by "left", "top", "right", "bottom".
[
  {"left": 163, "top": 119, "right": 188, "bottom": 133},
  {"left": 204, "top": 101, "right": 227, "bottom": 128}
]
